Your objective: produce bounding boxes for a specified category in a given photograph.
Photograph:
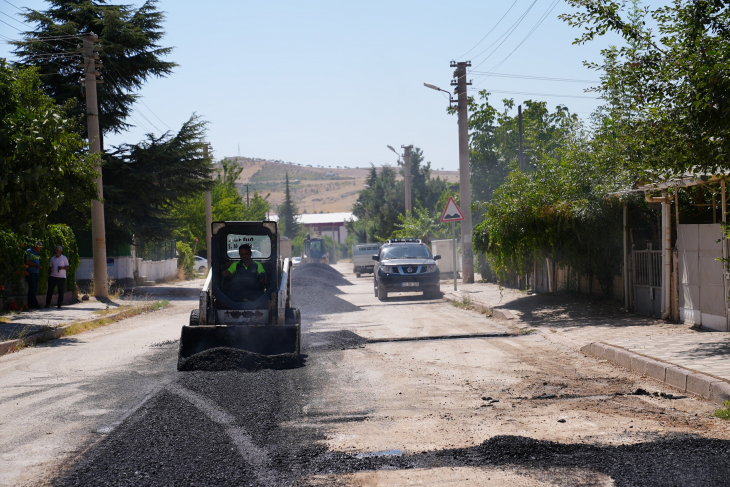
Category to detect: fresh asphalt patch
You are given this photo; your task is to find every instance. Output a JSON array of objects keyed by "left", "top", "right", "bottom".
[{"left": 53, "top": 265, "right": 730, "bottom": 486}]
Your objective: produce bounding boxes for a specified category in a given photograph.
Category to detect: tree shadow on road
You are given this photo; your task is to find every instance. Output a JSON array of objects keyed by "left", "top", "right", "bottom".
[{"left": 502, "top": 293, "right": 658, "bottom": 330}]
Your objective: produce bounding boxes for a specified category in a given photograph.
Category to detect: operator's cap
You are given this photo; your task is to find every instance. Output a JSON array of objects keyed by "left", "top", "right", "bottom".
[{"left": 34, "top": 241, "right": 43, "bottom": 247}]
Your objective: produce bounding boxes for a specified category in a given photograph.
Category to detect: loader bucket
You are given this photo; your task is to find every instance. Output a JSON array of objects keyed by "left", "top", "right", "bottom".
[{"left": 178, "top": 324, "right": 300, "bottom": 361}]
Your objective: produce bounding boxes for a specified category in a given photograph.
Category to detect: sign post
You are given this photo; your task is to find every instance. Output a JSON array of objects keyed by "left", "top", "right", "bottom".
[{"left": 440, "top": 197, "right": 465, "bottom": 291}]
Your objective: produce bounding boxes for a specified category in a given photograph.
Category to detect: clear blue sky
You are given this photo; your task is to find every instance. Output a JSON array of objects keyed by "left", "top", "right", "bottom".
[{"left": 1, "top": 0, "right": 647, "bottom": 170}]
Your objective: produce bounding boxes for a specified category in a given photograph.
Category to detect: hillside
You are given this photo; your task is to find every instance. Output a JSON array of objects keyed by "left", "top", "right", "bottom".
[{"left": 226, "top": 157, "right": 459, "bottom": 214}]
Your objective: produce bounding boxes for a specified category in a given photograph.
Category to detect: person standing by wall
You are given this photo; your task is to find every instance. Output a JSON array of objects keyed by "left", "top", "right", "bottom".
[
  {"left": 46, "top": 245, "right": 70, "bottom": 309},
  {"left": 25, "top": 241, "right": 43, "bottom": 309}
]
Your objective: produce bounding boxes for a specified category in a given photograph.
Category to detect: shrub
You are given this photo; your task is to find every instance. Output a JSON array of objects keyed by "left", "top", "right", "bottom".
[{"left": 176, "top": 241, "right": 195, "bottom": 280}]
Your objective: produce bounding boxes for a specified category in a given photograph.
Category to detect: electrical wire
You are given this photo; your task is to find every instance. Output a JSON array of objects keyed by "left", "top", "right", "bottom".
[
  {"left": 481, "top": 0, "right": 561, "bottom": 76},
  {"left": 2, "top": 0, "right": 21, "bottom": 10},
  {"left": 469, "top": 88, "right": 599, "bottom": 99},
  {"left": 103, "top": 56, "right": 172, "bottom": 132},
  {"left": 0, "top": 16, "right": 20, "bottom": 31},
  {"left": 468, "top": 71, "right": 598, "bottom": 83},
  {"left": 0, "top": 9, "right": 25, "bottom": 27},
  {"left": 468, "top": 0, "right": 537, "bottom": 67},
  {"left": 457, "top": 0, "right": 519, "bottom": 60}
]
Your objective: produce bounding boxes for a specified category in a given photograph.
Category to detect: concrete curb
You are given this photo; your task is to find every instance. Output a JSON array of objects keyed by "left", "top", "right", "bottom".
[
  {"left": 442, "top": 291, "right": 515, "bottom": 321},
  {"left": 0, "top": 303, "right": 163, "bottom": 358},
  {"left": 581, "top": 342, "right": 730, "bottom": 405}
]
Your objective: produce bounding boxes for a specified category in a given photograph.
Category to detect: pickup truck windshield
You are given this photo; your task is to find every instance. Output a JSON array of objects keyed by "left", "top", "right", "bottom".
[{"left": 382, "top": 245, "right": 432, "bottom": 260}]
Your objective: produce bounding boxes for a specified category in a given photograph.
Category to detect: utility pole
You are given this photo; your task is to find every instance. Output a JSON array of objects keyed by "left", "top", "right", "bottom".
[
  {"left": 204, "top": 144, "right": 212, "bottom": 260},
  {"left": 82, "top": 34, "right": 108, "bottom": 299},
  {"left": 451, "top": 61, "right": 474, "bottom": 283},
  {"left": 518, "top": 104, "right": 524, "bottom": 171},
  {"left": 402, "top": 145, "right": 413, "bottom": 216}
]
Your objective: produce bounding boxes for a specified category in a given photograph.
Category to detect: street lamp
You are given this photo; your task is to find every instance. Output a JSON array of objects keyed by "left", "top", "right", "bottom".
[
  {"left": 355, "top": 202, "right": 370, "bottom": 243},
  {"left": 423, "top": 82, "right": 454, "bottom": 104},
  {"left": 387, "top": 145, "right": 412, "bottom": 216}
]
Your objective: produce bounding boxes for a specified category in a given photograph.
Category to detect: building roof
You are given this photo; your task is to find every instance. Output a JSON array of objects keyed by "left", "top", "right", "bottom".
[
  {"left": 267, "top": 212, "right": 357, "bottom": 224},
  {"left": 298, "top": 212, "right": 357, "bottom": 224}
]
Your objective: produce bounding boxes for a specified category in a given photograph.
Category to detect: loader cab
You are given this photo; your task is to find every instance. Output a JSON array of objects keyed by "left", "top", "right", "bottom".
[{"left": 211, "top": 221, "right": 279, "bottom": 310}]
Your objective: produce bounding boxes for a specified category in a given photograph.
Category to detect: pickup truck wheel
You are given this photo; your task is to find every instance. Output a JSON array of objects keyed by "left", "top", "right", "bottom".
[
  {"left": 377, "top": 284, "right": 387, "bottom": 301},
  {"left": 189, "top": 309, "right": 200, "bottom": 326}
]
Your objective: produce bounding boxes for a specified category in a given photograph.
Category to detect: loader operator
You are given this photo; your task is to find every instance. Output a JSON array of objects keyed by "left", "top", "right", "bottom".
[{"left": 222, "top": 244, "right": 268, "bottom": 301}]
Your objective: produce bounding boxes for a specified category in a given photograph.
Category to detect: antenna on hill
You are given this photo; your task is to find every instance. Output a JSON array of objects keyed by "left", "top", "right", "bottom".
[{"left": 237, "top": 144, "right": 241, "bottom": 158}]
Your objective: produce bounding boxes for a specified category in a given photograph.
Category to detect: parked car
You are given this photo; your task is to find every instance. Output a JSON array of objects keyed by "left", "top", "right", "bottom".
[
  {"left": 352, "top": 243, "right": 381, "bottom": 277},
  {"left": 372, "top": 238, "right": 441, "bottom": 301},
  {"left": 195, "top": 255, "right": 208, "bottom": 274}
]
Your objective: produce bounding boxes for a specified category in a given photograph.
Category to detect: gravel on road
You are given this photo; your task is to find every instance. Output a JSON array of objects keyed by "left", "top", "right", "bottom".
[{"left": 53, "top": 264, "right": 730, "bottom": 487}]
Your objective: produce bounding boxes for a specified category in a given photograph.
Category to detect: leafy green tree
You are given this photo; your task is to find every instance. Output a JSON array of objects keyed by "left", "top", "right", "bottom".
[
  {"left": 0, "top": 62, "right": 98, "bottom": 235},
  {"left": 392, "top": 206, "right": 443, "bottom": 244},
  {"left": 561, "top": 0, "right": 730, "bottom": 176},
  {"left": 218, "top": 158, "right": 244, "bottom": 187},
  {"left": 11, "top": 0, "right": 177, "bottom": 135},
  {"left": 279, "top": 172, "right": 301, "bottom": 239},
  {"left": 101, "top": 116, "right": 214, "bottom": 244},
  {"left": 172, "top": 184, "right": 269, "bottom": 257}
]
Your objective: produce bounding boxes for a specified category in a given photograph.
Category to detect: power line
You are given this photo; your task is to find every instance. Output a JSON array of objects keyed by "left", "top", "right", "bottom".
[
  {"left": 0, "top": 9, "right": 25, "bottom": 27},
  {"left": 103, "top": 56, "right": 171, "bottom": 132},
  {"left": 485, "top": 0, "right": 561, "bottom": 75},
  {"left": 469, "top": 0, "right": 537, "bottom": 69},
  {"left": 140, "top": 99, "right": 171, "bottom": 130},
  {"left": 0, "top": 16, "right": 20, "bottom": 31},
  {"left": 457, "top": 0, "right": 519, "bottom": 60},
  {"left": 2, "top": 0, "right": 21, "bottom": 10},
  {"left": 468, "top": 71, "right": 598, "bottom": 83},
  {"left": 469, "top": 88, "right": 599, "bottom": 99}
]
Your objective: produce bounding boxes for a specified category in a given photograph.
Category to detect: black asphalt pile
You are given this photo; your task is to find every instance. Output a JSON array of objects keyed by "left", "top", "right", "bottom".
[
  {"left": 425, "top": 434, "right": 730, "bottom": 486},
  {"left": 291, "top": 263, "right": 359, "bottom": 318},
  {"left": 178, "top": 347, "right": 299, "bottom": 372}
]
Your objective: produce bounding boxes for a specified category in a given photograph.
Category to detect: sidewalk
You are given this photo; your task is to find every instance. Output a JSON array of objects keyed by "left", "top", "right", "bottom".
[
  {"left": 0, "top": 277, "right": 204, "bottom": 350},
  {"left": 441, "top": 277, "right": 730, "bottom": 403}
]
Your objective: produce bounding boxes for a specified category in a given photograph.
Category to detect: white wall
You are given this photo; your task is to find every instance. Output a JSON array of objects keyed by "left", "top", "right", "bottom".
[{"left": 77, "top": 256, "right": 178, "bottom": 283}]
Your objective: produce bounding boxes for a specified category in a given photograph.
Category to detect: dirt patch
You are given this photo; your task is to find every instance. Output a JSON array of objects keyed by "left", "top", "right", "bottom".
[{"left": 177, "top": 347, "right": 300, "bottom": 372}]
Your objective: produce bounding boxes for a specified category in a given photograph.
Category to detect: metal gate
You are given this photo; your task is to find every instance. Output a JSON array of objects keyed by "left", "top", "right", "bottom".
[{"left": 632, "top": 244, "right": 662, "bottom": 317}]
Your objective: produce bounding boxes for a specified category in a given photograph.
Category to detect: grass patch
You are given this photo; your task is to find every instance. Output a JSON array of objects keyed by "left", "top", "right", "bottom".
[
  {"left": 715, "top": 401, "right": 730, "bottom": 420},
  {"left": 63, "top": 300, "right": 170, "bottom": 337},
  {"left": 450, "top": 293, "right": 492, "bottom": 316},
  {"left": 451, "top": 293, "right": 473, "bottom": 310},
  {"left": 0, "top": 317, "right": 11, "bottom": 323}
]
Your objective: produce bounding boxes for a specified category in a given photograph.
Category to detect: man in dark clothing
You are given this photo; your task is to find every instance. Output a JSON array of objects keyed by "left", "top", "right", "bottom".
[
  {"left": 25, "top": 241, "right": 43, "bottom": 309},
  {"left": 222, "top": 244, "right": 268, "bottom": 302}
]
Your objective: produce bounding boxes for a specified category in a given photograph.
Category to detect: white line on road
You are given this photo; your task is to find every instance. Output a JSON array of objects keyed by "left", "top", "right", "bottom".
[{"left": 166, "top": 382, "right": 277, "bottom": 483}]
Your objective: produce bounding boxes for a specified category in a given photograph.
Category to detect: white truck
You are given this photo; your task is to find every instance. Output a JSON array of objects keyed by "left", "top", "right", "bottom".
[{"left": 352, "top": 243, "right": 381, "bottom": 277}]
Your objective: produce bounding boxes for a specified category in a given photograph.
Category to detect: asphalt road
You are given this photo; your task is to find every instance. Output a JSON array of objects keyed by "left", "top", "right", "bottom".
[{"left": 4, "top": 264, "right": 730, "bottom": 486}]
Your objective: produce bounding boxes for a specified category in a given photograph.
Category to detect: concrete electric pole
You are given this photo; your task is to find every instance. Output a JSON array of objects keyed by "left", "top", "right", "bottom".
[
  {"left": 450, "top": 61, "right": 474, "bottom": 283},
  {"left": 402, "top": 145, "right": 413, "bottom": 216},
  {"left": 204, "top": 144, "right": 212, "bottom": 260},
  {"left": 82, "top": 34, "right": 108, "bottom": 299},
  {"left": 518, "top": 104, "right": 525, "bottom": 171}
]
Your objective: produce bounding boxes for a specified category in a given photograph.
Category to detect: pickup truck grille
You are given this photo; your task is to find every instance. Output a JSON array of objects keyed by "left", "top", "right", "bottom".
[{"left": 395, "top": 266, "right": 424, "bottom": 275}]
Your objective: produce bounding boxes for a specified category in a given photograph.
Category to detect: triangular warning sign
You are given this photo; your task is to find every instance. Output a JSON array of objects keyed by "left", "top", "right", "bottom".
[{"left": 440, "top": 197, "right": 464, "bottom": 222}]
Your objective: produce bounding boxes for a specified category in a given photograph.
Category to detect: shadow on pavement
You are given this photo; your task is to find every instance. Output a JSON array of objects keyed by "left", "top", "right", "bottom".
[{"left": 503, "top": 293, "right": 657, "bottom": 330}]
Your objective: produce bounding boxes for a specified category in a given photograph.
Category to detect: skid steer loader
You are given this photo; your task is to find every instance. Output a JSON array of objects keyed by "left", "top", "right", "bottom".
[
  {"left": 301, "top": 234, "right": 328, "bottom": 264},
  {"left": 178, "top": 221, "right": 301, "bottom": 370}
]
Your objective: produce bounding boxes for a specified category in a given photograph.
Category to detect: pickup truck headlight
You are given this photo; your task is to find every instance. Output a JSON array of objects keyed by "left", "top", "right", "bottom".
[
  {"left": 427, "top": 265, "right": 438, "bottom": 273},
  {"left": 381, "top": 266, "right": 392, "bottom": 274}
]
